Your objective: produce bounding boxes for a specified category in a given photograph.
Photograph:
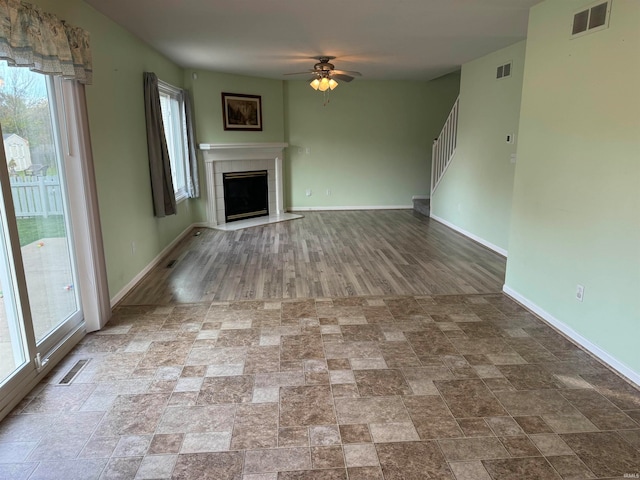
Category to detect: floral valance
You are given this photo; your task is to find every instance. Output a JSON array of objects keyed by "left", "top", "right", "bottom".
[{"left": 0, "top": 0, "right": 92, "bottom": 84}]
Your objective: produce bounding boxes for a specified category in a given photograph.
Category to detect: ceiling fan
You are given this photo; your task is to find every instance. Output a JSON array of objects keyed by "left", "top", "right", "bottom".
[
  {"left": 285, "top": 56, "right": 362, "bottom": 83},
  {"left": 284, "top": 56, "right": 362, "bottom": 101}
]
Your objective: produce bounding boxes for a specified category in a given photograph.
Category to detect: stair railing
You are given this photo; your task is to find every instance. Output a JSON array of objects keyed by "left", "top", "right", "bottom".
[{"left": 431, "top": 96, "right": 459, "bottom": 195}]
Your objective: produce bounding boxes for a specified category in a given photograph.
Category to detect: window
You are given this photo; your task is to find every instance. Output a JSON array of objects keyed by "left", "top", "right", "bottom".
[{"left": 158, "top": 80, "right": 188, "bottom": 201}]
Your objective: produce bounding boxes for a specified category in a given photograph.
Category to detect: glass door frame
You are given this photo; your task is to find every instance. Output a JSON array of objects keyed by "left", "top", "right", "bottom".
[
  {"left": 31, "top": 75, "right": 85, "bottom": 353},
  {"left": 0, "top": 143, "right": 39, "bottom": 396},
  {"left": 0, "top": 74, "right": 110, "bottom": 420}
]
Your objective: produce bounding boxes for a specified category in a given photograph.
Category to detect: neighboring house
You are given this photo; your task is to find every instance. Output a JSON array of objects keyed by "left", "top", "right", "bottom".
[{"left": 2, "top": 133, "right": 31, "bottom": 172}]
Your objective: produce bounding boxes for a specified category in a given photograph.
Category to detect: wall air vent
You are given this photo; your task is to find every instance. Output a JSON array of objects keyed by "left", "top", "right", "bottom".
[
  {"left": 572, "top": 1, "right": 611, "bottom": 37},
  {"left": 496, "top": 61, "right": 512, "bottom": 80}
]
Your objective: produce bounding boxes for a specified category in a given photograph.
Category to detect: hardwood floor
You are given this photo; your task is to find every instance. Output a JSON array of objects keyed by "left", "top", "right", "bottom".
[{"left": 122, "top": 210, "right": 506, "bottom": 305}]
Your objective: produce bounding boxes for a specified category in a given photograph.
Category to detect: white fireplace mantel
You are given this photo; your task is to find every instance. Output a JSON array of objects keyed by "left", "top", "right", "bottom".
[
  {"left": 199, "top": 142, "right": 288, "bottom": 160},
  {"left": 199, "top": 142, "right": 289, "bottom": 228}
]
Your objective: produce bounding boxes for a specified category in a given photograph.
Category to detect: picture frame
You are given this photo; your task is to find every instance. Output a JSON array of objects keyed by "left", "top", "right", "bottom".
[{"left": 221, "top": 92, "right": 263, "bottom": 131}]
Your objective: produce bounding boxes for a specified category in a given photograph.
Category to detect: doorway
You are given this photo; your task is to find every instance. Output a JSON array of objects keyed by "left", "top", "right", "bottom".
[{"left": 0, "top": 63, "right": 86, "bottom": 414}]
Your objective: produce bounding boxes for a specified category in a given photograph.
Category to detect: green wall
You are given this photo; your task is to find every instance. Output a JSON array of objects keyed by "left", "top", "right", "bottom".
[
  {"left": 29, "top": 0, "right": 201, "bottom": 300},
  {"left": 505, "top": 0, "right": 640, "bottom": 376},
  {"left": 184, "top": 70, "right": 285, "bottom": 221},
  {"left": 283, "top": 74, "right": 460, "bottom": 209},
  {"left": 431, "top": 41, "right": 526, "bottom": 253},
  {"left": 186, "top": 70, "right": 285, "bottom": 145}
]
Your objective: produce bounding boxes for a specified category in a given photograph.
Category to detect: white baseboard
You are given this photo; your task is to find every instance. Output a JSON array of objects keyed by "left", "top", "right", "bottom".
[
  {"left": 109, "top": 223, "right": 206, "bottom": 308},
  {"left": 288, "top": 205, "right": 412, "bottom": 212},
  {"left": 412, "top": 194, "right": 430, "bottom": 200},
  {"left": 429, "top": 213, "right": 507, "bottom": 257},
  {"left": 503, "top": 285, "right": 640, "bottom": 387}
]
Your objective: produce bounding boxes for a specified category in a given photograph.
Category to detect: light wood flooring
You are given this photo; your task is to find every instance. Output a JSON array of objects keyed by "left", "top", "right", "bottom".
[{"left": 122, "top": 210, "right": 506, "bottom": 305}]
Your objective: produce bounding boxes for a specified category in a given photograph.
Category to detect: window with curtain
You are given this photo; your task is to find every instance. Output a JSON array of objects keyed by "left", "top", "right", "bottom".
[
  {"left": 158, "top": 81, "right": 188, "bottom": 201},
  {"left": 144, "top": 73, "right": 199, "bottom": 216}
]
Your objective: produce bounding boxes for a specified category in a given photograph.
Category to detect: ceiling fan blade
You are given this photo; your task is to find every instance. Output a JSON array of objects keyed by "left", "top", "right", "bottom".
[
  {"left": 332, "top": 69, "right": 362, "bottom": 77},
  {"left": 332, "top": 73, "right": 355, "bottom": 82},
  {"left": 283, "top": 57, "right": 362, "bottom": 83}
]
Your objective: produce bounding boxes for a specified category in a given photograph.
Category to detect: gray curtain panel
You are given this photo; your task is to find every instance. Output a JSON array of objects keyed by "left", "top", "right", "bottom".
[
  {"left": 143, "top": 72, "right": 176, "bottom": 217},
  {"left": 184, "top": 91, "right": 200, "bottom": 199}
]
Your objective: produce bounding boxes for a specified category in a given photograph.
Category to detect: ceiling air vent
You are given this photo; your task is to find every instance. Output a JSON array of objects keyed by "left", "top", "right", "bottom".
[
  {"left": 572, "top": 1, "right": 611, "bottom": 37},
  {"left": 496, "top": 61, "right": 512, "bottom": 80}
]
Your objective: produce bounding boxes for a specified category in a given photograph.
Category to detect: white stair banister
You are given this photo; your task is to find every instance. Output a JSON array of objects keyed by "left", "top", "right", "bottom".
[{"left": 431, "top": 97, "right": 459, "bottom": 195}]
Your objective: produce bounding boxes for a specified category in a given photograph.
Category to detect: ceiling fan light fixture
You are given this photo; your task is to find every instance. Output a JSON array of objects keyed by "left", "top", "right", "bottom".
[
  {"left": 288, "top": 56, "right": 360, "bottom": 104},
  {"left": 318, "top": 77, "right": 330, "bottom": 92}
]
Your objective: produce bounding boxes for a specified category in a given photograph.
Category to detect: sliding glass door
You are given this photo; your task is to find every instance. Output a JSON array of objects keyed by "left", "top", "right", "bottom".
[
  {"left": 0, "top": 207, "right": 30, "bottom": 386},
  {"left": 0, "top": 63, "right": 83, "bottom": 395}
]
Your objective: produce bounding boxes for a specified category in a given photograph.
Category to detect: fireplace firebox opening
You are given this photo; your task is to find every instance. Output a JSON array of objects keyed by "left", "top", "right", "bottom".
[{"left": 223, "top": 170, "right": 269, "bottom": 222}]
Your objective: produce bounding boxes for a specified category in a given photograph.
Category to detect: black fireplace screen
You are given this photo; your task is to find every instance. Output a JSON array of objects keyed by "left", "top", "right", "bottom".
[{"left": 223, "top": 170, "right": 269, "bottom": 222}]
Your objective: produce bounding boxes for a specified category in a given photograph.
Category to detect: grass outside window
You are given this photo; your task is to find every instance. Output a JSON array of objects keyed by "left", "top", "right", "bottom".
[{"left": 16, "top": 216, "right": 65, "bottom": 247}]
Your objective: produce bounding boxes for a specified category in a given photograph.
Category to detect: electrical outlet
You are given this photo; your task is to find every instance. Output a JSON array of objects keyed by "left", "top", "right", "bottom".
[
  {"left": 305, "top": 147, "right": 311, "bottom": 154},
  {"left": 305, "top": 189, "right": 312, "bottom": 197},
  {"left": 576, "top": 284, "right": 585, "bottom": 302},
  {"left": 326, "top": 189, "right": 331, "bottom": 196}
]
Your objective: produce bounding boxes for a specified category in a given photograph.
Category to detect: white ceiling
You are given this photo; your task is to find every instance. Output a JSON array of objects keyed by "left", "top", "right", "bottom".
[{"left": 84, "top": 0, "right": 540, "bottom": 81}]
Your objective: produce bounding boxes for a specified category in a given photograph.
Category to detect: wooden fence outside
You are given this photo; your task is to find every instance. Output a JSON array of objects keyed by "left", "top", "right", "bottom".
[{"left": 9, "top": 176, "right": 64, "bottom": 218}]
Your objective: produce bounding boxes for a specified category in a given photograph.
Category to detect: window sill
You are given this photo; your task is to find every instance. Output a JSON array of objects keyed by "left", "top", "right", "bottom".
[{"left": 175, "top": 191, "right": 188, "bottom": 204}]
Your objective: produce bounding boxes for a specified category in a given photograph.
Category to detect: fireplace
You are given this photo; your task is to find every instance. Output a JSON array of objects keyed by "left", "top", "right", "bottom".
[
  {"left": 199, "top": 142, "right": 302, "bottom": 230},
  {"left": 223, "top": 170, "right": 268, "bottom": 222}
]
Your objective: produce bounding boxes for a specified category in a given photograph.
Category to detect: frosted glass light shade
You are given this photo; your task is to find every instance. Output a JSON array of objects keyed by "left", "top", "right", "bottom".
[
  {"left": 318, "top": 77, "right": 330, "bottom": 91},
  {"left": 328, "top": 78, "right": 338, "bottom": 90},
  {"left": 310, "top": 78, "right": 320, "bottom": 90}
]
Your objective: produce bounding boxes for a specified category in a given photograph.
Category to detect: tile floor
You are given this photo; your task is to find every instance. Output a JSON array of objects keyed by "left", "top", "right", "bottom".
[{"left": 0, "top": 294, "right": 639, "bottom": 479}]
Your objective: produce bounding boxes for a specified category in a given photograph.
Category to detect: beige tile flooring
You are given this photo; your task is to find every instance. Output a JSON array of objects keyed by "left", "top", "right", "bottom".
[{"left": 1, "top": 293, "right": 638, "bottom": 479}]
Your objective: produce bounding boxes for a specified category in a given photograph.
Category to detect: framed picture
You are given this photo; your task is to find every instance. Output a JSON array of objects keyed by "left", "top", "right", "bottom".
[{"left": 221, "top": 92, "right": 263, "bottom": 131}]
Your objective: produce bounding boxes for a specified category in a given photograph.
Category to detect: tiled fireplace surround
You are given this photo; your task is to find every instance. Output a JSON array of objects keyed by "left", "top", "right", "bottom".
[{"left": 199, "top": 143, "right": 288, "bottom": 227}]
